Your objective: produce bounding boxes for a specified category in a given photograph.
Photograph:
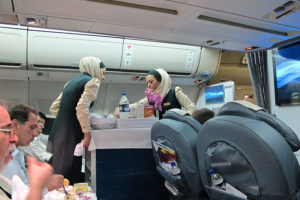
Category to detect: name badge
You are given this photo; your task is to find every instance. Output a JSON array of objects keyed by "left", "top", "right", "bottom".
[{"left": 163, "top": 102, "right": 171, "bottom": 106}]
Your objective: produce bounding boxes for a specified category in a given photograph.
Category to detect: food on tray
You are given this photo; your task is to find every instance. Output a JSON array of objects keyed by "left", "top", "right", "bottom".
[
  {"left": 64, "top": 193, "right": 76, "bottom": 200},
  {"left": 56, "top": 182, "right": 97, "bottom": 200},
  {"left": 72, "top": 182, "right": 90, "bottom": 192},
  {"left": 64, "top": 178, "right": 70, "bottom": 187}
]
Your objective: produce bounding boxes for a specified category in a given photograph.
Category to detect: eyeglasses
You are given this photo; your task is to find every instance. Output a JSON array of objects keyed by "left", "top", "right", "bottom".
[
  {"left": 0, "top": 128, "right": 11, "bottom": 137},
  {"left": 0, "top": 128, "right": 17, "bottom": 143},
  {"left": 38, "top": 120, "right": 45, "bottom": 125}
]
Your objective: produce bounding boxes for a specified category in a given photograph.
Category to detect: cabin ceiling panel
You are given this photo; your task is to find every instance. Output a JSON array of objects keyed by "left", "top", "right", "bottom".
[
  {"left": 271, "top": 8, "right": 300, "bottom": 29},
  {"left": 197, "top": 10, "right": 300, "bottom": 34},
  {"left": 173, "top": 7, "right": 299, "bottom": 47},
  {"left": 1, "top": 0, "right": 297, "bottom": 52},
  {"left": 0, "top": 0, "right": 13, "bottom": 12},
  {"left": 90, "top": 22, "right": 148, "bottom": 38},
  {"left": 176, "top": 21, "right": 272, "bottom": 48},
  {"left": 171, "top": 0, "right": 300, "bottom": 26},
  {"left": 142, "top": 29, "right": 209, "bottom": 46},
  {"left": 213, "top": 41, "right": 255, "bottom": 52},
  {"left": 13, "top": 0, "right": 185, "bottom": 29},
  {"left": 47, "top": 17, "right": 93, "bottom": 32},
  {"left": 174, "top": 13, "right": 299, "bottom": 50}
]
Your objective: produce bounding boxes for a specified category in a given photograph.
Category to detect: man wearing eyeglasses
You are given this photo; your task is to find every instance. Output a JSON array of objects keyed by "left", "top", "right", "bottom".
[
  {"left": 0, "top": 105, "right": 17, "bottom": 172},
  {"left": 0, "top": 104, "right": 18, "bottom": 199},
  {"left": 0, "top": 104, "right": 54, "bottom": 200},
  {"left": 0, "top": 104, "right": 64, "bottom": 195},
  {"left": 0, "top": 104, "right": 40, "bottom": 185}
]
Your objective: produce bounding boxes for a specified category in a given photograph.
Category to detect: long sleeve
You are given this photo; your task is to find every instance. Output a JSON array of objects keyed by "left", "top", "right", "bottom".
[
  {"left": 129, "top": 97, "right": 148, "bottom": 111},
  {"left": 76, "top": 78, "right": 100, "bottom": 133},
  {"left": 49, "top": 92, "right": 62, "bottom": 117},
  {"left": 175, "top": 86, "right": 196, "bottom": 115}
]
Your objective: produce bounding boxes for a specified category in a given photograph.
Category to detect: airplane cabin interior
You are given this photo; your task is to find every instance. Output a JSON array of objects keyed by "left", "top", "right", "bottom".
[{"left": 0, "top": 0, "right": 300, "bottom": 200}]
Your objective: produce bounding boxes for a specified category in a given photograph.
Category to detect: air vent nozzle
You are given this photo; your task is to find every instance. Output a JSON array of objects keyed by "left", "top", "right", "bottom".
[
  {"left": 263, "top": 0, "right": 300, "bottom": 21},
  {"left": 203, "top": 40, "right": 223, "bottom": 46}
]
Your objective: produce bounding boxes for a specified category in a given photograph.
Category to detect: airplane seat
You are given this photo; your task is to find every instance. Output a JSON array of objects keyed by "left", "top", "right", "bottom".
[
  {"left": 197, "top": 101, "right": 300, "bottom": 200},
  {"left": 151, "top": 111, "right": 208, "bottom": 200},
  {"left": 216, "top": 101, "right": 300, "bottom": 152}
]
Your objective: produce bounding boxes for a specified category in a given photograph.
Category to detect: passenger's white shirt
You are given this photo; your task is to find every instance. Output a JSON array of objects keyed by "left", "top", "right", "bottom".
[
  {"left": 24, "top": 134, "right": 52, "bottom": 162},
  {"left": 39, "top": 133, "right": 49, "bottom": 147}
]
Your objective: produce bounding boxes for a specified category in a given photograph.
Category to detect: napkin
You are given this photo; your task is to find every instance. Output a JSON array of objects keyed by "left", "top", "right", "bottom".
[
  {"left": 74, "top": 141, "right": 83, "bottom": 156},
  {"left": 11, "top": 175, "right": 29, "bottom": 200}
]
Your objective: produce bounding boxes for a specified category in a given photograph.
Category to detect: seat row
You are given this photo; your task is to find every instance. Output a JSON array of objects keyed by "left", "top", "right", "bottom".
[{"left": 151, "top": 101, "right": 300, "bottom": 200}]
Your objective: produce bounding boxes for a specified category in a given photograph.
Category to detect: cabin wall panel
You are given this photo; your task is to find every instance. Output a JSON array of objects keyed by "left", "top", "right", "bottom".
[
  {"left": 91, "top": 83, "right": 200, "bottom": 115},
  {"left": 29, "top": 80, "right": 67, "bottom": 115},
  {"left": 22, "top": 79, "right": 200, "bottom": 116},
  {"left": 0, "top": 80, "right": 29, "bottom": 108},
  {"left": 234, "top": 85, "right": 256, "bottom": 104}
]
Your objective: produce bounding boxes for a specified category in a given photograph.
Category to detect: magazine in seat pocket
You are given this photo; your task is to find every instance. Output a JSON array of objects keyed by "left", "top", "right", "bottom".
[{"left": 152, "top": 140, "right": 180, "bottom": 175}]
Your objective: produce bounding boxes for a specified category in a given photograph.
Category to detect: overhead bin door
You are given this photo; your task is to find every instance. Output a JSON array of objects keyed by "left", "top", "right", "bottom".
[
  {"left": 28, "top": 30, "right": 123, "bottom": 70},
  {"left": 194, "top": 47, "right": 221, "bottom": 82},
  {"left": 0, "top": 26, "right": 27, "bottom": 69},
  {"left": 121, "top": 39, "right": 201, "bottom": 76}
]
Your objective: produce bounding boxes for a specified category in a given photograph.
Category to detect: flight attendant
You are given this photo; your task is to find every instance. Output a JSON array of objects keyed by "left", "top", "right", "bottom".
[
  {"left": 114, "top": 68, "right": 195, "bottom": 119},
  {"left": 48, "top": 57, "right": 106, "bottom": 184}
]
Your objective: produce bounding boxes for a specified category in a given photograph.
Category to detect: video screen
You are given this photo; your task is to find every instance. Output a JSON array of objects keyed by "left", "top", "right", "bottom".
[
  {"left": 274, "top": 42, "right": 300, "bottom": 105},
  {"left": 205, "top": 85, "right": 225, "bottom": 104}
]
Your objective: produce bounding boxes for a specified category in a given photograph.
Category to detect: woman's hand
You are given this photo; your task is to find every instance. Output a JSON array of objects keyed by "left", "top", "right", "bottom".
[
  {"left": 113, "top": 107, "right": 120, "bottom": 118},
  {"left": 83, "top": 132, "right": 91, "bottom": 147}
]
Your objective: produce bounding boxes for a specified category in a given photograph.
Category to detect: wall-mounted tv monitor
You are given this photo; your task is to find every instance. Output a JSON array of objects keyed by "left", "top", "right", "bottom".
[
  {"left": 205, "top": 84, "right": 225, "bottom": 104},
  {"left": 274, "top": 41, "right": 300, "bottom": 106}
]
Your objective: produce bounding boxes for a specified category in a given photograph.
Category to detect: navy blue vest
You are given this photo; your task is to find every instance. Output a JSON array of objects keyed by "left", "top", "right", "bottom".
[{"left": 154, "top": 88, "right": 181, "bottom": 119}]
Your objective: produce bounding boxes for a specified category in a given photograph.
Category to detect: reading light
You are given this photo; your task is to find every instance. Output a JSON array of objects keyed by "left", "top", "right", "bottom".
[
  {"left": 26, "top": 18, "right": 37, "bottom": 25},
  {"left": 245, "top": 46, "right": 259, "bottom": 51}
]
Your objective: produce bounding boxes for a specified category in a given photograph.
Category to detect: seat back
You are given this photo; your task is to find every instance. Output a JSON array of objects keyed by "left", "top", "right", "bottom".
[
  {"left": 151, "top": 111, "right": 205, "bottom": 199},
  {"left": 217, "top": 101, "right": 300, "bottom": 152},
  {"left": 197, "top": 102, "right": 300, "bottom": 200}
]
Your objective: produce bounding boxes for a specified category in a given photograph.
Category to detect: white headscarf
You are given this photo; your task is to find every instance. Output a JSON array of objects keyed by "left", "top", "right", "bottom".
[
  {"left": 155, "top": 68, "right": 172, "bottom": 98},
  {"left": 79, "top": 57, "right": 102, "bottom": 80}
]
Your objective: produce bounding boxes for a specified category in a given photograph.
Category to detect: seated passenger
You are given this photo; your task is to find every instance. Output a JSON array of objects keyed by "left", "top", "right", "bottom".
[
  {"left": 24, "top": 111, "right": 52, "bottom": 162},
  {"left": 192, "top": 108, "right": 215, "bottom": 124},
  {"left": 0, "top": 104, "right": 63, "bottom": 192},
  {"left": 0, "top": 104, "right": 53, "bottom": 200},
  {"left": 114, "top": 68, "right": 195, "bottom": 119}
]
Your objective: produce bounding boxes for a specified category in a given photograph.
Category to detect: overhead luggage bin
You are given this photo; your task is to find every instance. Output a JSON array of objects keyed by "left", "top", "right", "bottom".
[
  {"left": 27, "top": 28, "right": 123, "bottom": 71},
  {"left": 0, "top": 25, "right": 27, "bottom": 69},
  {"left": 121, "top": 39, "right": 202, "bottom": 77}
]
